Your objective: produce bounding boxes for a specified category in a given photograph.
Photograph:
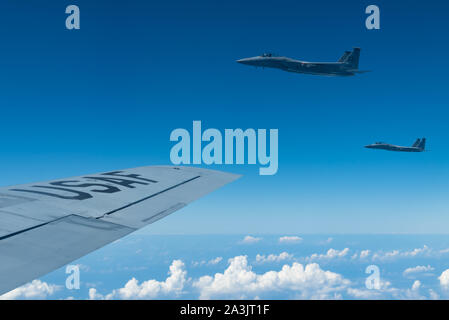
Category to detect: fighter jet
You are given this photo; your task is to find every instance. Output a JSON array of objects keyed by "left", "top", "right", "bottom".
[
  {"left": 365, "top": 138, "right": 426, "bottom": 152},
  {"left": 236, "top": 47, "right": 369, "bottom": 76}
]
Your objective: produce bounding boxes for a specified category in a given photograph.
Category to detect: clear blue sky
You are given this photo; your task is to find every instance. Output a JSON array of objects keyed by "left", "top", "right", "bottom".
[{"left": 0, "top": 0, "right": 448, "bottom": 233}]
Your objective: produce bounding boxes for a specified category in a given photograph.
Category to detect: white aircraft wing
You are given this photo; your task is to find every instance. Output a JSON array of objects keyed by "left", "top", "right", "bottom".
[{"left": 0, "top": 165, "right": 240, "bottom": 295}]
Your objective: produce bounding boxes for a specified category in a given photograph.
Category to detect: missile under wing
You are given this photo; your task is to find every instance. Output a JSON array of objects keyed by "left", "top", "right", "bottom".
[{"left": 0, "top": 165, "right": 240, "bottom": 295}]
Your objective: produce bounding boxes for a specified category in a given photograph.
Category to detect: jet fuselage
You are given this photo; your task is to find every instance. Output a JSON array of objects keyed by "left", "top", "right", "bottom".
[
  {"left": 364, "top": 143, "right": 424, "bottom": 152},
  {"left": 237, "top": 56, "right": 356, "bottom": 76}
]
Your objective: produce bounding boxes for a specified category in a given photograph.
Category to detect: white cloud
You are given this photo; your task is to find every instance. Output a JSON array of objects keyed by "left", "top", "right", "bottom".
[
  {"left": 193, "top": 255, "right": 350, "bottom": 299},
  {"left": 88, "top": 288, "right": 104, "bottom": 300},
  {"left": 192, "top": 257, "right": 223, "bottom": 267},
  {"left": 351, "top": 250, "right": 370, "bottom": 260},
  {"left": 256, "top": 252, "right": 293, "bottom": 263},
  {"left": 348, "top": 277, "right": 441, "bottom": 300},
  {"left": 438, "top": 269, "right": 449, "bottom": 289},
  {"left": 372, "top": 246, "right": 431, "bottom": 262},
  {"left": 347, "top": 279, "right": 423, "bottom": 300},
  {"left": 208, "top": 257, "right": 223, "bottom": 265},
  {"left": 90, "top": 260, "right": 188, "bottom": 300},
  {"left": 402, "top": 280, "right": 428, "bottom": 300},
  {"left": 279, "top": 236, "right": 302, "bottom": 244},
  {"left": 91, "top": 257, "right": 350, "bottom": 300},
  {"left": 411, "top": 280, "right": 421, "bottom": 291},
  {"left": 372, "top": 250, "right": 400, "bottom": 261},
  {"left": 320, "top": 237, "right": 333, "bottom": 245},
  {"left": 403, "top": 245, "right": 431, "bottom": 257},
  {"left": 360, "top": 250, "right": 370, "bottom": 259},
  {"left": 347, "top": 287, "right": 383, "bottom": 299},
  {"left": 347, "top": 278, "right": 396, "bottom": 300},
  {"left": 428, "top": 289, "right": 440, "bottom": 300},
  {"left": 241, "top": 236, "right": 262, "bottom": 244},
  {"left": 0, "top": 280, "right": 60, "bottom": 300},
  {"left": 403, "top": 265, "right": 434, "bottom": 277},
  {"left": 307, "top": 248, "right": 350, "bottom": 261}
]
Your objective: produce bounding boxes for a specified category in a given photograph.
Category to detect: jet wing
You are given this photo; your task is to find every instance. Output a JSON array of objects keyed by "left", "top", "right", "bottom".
[
  {"left": 302, "top": 62, "right": 336, "bottom": 68},
  {"left": 0, "top": 166, "right": 240, "bottom": 295},
  {"left": 346, "top": 69, "right": 371, "bottom": 74}
]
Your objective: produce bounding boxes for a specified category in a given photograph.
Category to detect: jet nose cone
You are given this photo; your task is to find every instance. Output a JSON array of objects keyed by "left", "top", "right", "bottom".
[
  {"left": 236, "top": 58, "right": 249, "bottom": 65},
  {"left": 236, "top": 57, "right": 260, "bottom": 66}
]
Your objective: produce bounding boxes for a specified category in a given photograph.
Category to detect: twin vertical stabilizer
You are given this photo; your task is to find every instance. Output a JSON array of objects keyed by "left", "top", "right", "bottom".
[{"left": 339, "top": 47, "right": 360, "bottom": 69}]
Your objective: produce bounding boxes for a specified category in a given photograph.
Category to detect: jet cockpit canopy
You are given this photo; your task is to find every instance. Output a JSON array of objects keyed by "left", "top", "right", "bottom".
[{"left": 261, "top": 53, "right": 274, "bottom": 57}]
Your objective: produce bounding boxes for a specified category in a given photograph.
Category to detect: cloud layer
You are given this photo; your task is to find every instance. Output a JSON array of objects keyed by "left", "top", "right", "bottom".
[
  {"left": 0, "top": 280, "right": 60, "bottom": 300},
  {"left": 89, "top": 260, "right": 187, "bottom": 300}
]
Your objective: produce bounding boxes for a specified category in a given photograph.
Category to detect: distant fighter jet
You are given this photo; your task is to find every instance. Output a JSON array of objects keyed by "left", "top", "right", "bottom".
[
  {"left": 365, "top": 138, "right": 426, "bottom": 152},
  {"left": 236, "top": 48, "right": 369, "bottom": 76}
]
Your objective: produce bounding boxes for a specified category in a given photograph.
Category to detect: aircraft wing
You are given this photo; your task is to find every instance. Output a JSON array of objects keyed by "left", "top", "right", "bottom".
[
  {"left": 0, "top": 166, "right": 240, "bottom": 295},
  {"left": 303, "top": 62, "right": 335, "bottom": 68},
  {"left": 347, "top": 69, "right": 371, "bottom": 74}
]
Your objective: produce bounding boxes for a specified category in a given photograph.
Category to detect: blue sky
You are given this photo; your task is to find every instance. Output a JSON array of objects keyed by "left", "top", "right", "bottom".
[
  {"left": 0, "top": 0, "right": 449, "bottom": 236},
  {"left": 2, "top": 0, "right": 449, "bottom": 300}
]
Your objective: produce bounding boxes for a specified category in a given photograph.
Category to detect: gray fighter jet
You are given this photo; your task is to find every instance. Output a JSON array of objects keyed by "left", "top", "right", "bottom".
[
  {"left": 237, "top": 47, "right": 369, "bottom": 76},
  {"left": 365, "top": 138, "right": 426, "bottom": 152}
]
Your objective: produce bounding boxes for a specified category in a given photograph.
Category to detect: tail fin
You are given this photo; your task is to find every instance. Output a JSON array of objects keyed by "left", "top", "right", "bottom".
[
  {"left": 345, "top": 47, "right": 360, "bottom": 69},
  {"left": 412, "top": 138, "right": 421, "bottom": 147},
  {"left": 338, "top": 51, "right": 351, "bottom": 62},
  {"left": 418, "top": 138, "right": 426, "bottom": 150}
]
